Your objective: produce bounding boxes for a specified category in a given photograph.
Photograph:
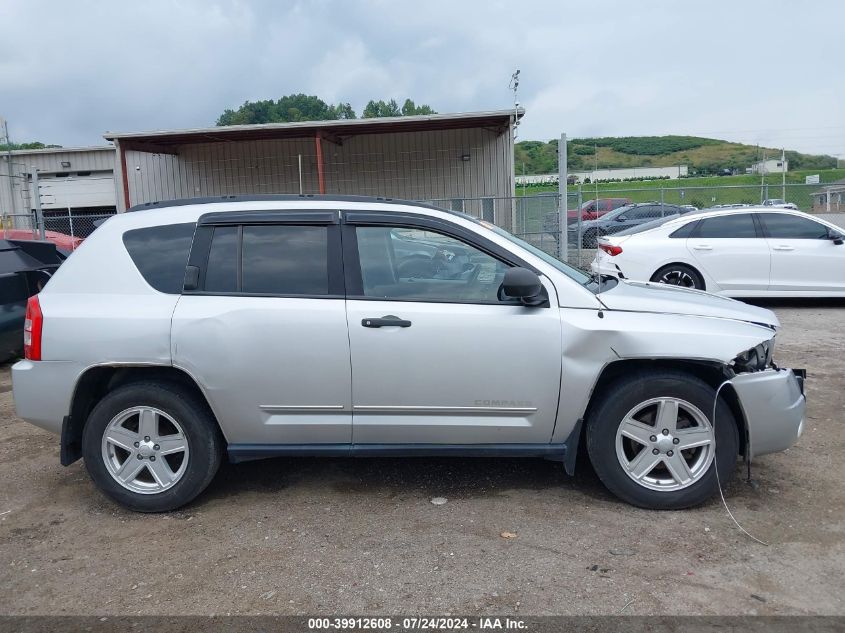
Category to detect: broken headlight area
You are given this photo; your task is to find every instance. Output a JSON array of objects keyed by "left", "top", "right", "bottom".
[{"left": 731, "top": 338, "right": 775, "bottom": 373}]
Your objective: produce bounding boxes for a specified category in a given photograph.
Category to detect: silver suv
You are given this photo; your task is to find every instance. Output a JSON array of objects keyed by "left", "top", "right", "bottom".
[{"left": 12, "top": 195, "right": 805, "bottom": 512}]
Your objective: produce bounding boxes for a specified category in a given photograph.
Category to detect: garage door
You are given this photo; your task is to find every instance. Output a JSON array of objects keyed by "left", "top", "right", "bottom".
[{"left": 37, "top": 171, "right": 116, "bottom": 210}]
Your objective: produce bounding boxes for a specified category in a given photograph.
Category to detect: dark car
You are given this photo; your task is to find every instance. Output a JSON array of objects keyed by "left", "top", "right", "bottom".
[
  {"left": 0, "top": 240, "right": 62, "bottom": 361},
  {"left": 542, "top": 198, "right": 633, "bottom": 247},
  {"left": 569, "top": 203, "right": 691, "bottom": 248}
]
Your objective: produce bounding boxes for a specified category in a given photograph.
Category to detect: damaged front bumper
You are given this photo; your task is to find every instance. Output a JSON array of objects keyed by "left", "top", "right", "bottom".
[{"left": 730, "top": 368, "right": 806, "bottom": 458}]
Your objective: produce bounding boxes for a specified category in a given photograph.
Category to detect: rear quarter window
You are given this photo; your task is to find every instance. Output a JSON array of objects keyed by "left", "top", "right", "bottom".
[
  {"left": 669, "top": 220, "right": 699, "bottom": 238},
  {"left": 122, "top": 222, "right": 196, "bottom": 294}
]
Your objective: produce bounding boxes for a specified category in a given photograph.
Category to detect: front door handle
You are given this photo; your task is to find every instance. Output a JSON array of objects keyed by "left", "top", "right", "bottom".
[{"left": 362, "top": 315, "right": 412, "bottom": 328}]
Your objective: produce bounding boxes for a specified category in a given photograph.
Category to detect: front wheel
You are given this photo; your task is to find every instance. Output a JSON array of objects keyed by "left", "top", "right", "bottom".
[
  {"left": 586, "top": 370, "right": 738, "bottom": 509},
  {"left": 82, "top": 381, "right": 223, "bottom": 512}
]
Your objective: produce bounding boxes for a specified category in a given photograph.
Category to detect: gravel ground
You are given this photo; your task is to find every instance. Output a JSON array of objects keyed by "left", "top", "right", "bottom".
[{"left": 0, "top": 301, "right": 843, "bottom": 616}]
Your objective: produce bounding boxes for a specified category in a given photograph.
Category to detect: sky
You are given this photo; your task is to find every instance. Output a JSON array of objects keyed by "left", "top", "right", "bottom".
[{"left": 1, "top": 0, "right": 843, "bottom": 157}]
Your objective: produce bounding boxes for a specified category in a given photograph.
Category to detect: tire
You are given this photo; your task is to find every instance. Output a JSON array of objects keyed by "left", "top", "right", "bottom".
[
  {"left": 651, "top": 263, "right": 705, "bottom": 290},
  {"left": 82, "top": 381, "right": 223, "bottom": 512},
  {"left": 585, "top": 370, "right": 738, "bottom": 510}
]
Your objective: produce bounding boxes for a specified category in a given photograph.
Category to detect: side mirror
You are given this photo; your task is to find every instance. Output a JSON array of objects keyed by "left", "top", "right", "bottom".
[
  {"left": 830, "top": 230, "right": 844, "bottom": 245},
  {"left": 502, "top": 267, "right": 545, "bottom": 306},
  {"left": 616, "top": 216, "right": 627, "bottom": 222}
]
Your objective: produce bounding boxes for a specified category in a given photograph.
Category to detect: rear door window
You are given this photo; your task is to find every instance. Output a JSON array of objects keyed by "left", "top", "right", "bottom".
[
  {"left": 241, "top": 225, "right": 328, "bottom": 295},
  {"left": 204, "top": 226, "right": 238, "bottom": 293},
  {"left": 123, "top": 222, "right": 196, "bottom": 293},
  {"left": 200, "top": 224, "right": 331, "bottom": 296},
  {"left": 694, "top": 214, "right": 758, "bottom": 238},
  {"left": 760, "top": 213, "right": 830, "bottom": 239}
]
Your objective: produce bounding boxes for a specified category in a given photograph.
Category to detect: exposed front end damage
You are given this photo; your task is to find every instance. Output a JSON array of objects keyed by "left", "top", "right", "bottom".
[
  {"left": 724, "top": 334, "right": 806, "bottom": 459},
  {"left": 729, "top": 368, "right": 805, "bottom": 458},
  {"left": 554, "top": 296, "right": 806, "bottom": 470}
]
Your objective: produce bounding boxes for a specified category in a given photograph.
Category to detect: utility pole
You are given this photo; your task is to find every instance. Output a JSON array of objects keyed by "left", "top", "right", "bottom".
[
  {"left": 781, "top": 147, "right": 786, "bottom": 202},
  {"left": 558, "top": 133, "right": 567, "bottom": 261},
  {"left": 594, "top": 144, "right": 599, "bottom": 215},
  {"left": 509, "top": 70, "right": 521, "bottom": 141},
  {"left": 1, "top": 117, "right": 16, "bottom": 216},
  {"left": 31, "top": 168, "right": 45, "bottom": 239}
]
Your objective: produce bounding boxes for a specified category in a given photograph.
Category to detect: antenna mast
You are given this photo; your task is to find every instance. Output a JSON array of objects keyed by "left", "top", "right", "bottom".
[{"left": 509, "top": 69, "right": 520, "bottom": 140}]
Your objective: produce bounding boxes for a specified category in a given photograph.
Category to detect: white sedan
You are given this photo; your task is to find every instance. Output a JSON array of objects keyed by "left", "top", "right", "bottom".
[{"left": 591, "top": 207, "right": 845, "bottom": 297}]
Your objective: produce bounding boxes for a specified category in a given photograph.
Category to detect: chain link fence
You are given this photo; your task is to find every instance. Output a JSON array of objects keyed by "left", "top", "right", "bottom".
[
  {"left": 2, "top": 209, "right": 115, "bottom": 250},
  {"left": 429, "top": 182, "right": 845, "bottom": 271},
  {"left": 3, "top": 181, "right": 844, "bottom": 269}
]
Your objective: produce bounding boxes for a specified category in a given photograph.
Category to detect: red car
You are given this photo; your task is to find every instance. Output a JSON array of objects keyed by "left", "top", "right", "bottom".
[
  {"left": 568, "top": 198, "right": 632, "bottom": 223},
  {"left": 0, "top": 228, "right": 82, "bottom": 252}
]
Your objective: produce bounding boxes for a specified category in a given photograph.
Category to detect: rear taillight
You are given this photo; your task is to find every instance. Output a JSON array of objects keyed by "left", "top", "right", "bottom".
[
  {"left": 599, "top": 244, "right": 623, "bottom": 256},
  {"left": 24, "top": 295, "right": 43, "bottom": 361}
]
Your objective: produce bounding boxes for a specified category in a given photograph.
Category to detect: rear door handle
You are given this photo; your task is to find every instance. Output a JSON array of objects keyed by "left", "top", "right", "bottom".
[
  {"left": 692, "top": 244, "right": 712, "bottom": 250},
  {"left": 362, "top": 315, "right": 412, "bottom": 328},
  {"left": 773, "top": 245, "right": 795, "bottom": 251}
]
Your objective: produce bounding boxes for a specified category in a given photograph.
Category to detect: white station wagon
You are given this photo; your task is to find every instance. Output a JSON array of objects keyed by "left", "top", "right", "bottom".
[{"left": 13, "top": 195, "right": 805, "bottom": 512}]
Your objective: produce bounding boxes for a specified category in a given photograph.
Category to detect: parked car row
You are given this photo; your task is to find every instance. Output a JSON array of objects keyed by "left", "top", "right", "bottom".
[
  {"left": 569, "top": 202, "right": 694, "bottom": 248},
  {"left": 592, "top": 207, "right": 845, "bottom": 296},
  {"left": 542, "top": 198, "right": 632, "bottom": 243}
]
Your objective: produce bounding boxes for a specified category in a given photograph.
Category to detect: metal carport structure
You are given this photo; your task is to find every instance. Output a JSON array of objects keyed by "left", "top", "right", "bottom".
[{"left": 104, "top": 109, "right": 523, "bottom": 227}]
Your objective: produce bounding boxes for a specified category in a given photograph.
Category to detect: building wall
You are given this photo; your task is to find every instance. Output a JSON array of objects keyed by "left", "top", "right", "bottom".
[
  {"left": 1, "top": 147, "right": 116, "bottom": 216},
  {"left": 751, "top": 159, "right": 788, "bottom": 174},
  {"left": 120, "top": 127, "right": 516, "bottom": 224},
  {"left": 516, "top": 165, "right": 688, "bottom": 185}
]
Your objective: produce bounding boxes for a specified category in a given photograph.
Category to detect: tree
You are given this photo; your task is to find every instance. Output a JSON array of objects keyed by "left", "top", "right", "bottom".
[
  {"left": 362, "top": 98, "right": 436, "bottom": 118},
  {"left": 401, "top": 99, "right": 436, "bottom": 116},
  {"left": 0, "top": 141, "right": 61, "bottom": 151},
  {"left": 362, "top": 99, "right": 402, "bottom": 118},
  {"left": 216, "top": 94, "right": 436, "bottom": 125},
  {"left": 216, "top": 94, "right": 357, "bottom": 126},
  {"left": 332, "top": 102, "right": 356, "bottom": 120}
]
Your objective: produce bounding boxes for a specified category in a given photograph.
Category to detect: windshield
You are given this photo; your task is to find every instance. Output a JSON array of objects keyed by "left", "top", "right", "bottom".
[
  {"left": 480, "top": 222, "right": 593, "bottom": 286},
  {"left": 599, "top": 204, "right": 636, "bottom": 221}
]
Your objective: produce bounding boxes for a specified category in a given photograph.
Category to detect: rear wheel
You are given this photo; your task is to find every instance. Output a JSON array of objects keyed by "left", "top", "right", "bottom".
[
  {"left": 651, "top": 264, "right": 705, "bottom": 290},
  {"left": 82, "top": 381, "right": 223, "bottom": 512},
  {"left": 586, "top": 370, "right": 738, "bottom": 509}
]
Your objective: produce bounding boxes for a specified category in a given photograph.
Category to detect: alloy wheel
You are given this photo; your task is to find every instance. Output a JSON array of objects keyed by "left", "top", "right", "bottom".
[
  {"left": 100, "top": 406, "right": 190, "bottom": 494},
  {"left": 658, "top": 269, "right": 697, "bottom": 288},
  {"left": 615, "top": 397, "right": 715, "bottom": 492}
]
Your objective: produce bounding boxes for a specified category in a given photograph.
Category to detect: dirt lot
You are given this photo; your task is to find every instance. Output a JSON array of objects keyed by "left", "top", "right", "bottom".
[{"left": 1, "top": 301, "right": 843, "bottom": 616}]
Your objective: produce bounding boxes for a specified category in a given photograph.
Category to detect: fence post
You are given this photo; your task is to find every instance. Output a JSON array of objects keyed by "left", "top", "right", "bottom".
[
  {"left": 576, "top": 184, "right": 583, "bottom": 266},
  {"left": 558, "top": 133, "right": 567, "bottom": 261},
  {"left": 31, "top": 168, "right": 46, "bottom": 240},
  {"left": 67, "top": 207, "right": 75, "bottom": 241},
  {"left": 660, "top": 187, "right": 664, "bottom": 211}
]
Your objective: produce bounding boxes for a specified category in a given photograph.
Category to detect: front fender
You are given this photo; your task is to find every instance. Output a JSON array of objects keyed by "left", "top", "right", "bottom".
[{"left": 551, "top": 308, "right": 774, "bottom": 443}]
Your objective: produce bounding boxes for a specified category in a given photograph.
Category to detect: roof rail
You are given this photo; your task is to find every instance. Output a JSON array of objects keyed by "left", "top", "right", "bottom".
[
  {"left": 126, "top": 194, "right": 446, "bottom": 214},
  {"left": 124, "top": 194, "right": 482, "bottom": 224}
]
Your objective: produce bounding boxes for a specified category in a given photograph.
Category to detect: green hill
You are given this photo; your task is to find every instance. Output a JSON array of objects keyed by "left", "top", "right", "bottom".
[{"left": 514, "top": 135, "right": 837, "bottom": 176}]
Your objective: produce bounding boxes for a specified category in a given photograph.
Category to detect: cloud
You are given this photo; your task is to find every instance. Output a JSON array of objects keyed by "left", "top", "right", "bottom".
[{"left": 1, "top": 0, "right": 843, "bottom": 156}]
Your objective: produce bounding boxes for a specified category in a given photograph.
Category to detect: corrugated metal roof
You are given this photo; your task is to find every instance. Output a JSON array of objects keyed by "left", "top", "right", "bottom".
[
  {"left": 4, "top": 145, "right": 114, "bottom": 156},
  {"left": 104, "top": 109, "right": 524, "bottom": 147}
]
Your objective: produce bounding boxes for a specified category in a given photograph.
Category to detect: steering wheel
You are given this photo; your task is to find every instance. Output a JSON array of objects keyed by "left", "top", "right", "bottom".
[
  {"left": 396, "top": 254, "right": 435, "bottom": 279},
  {"left": 458, "top": 262, "right": 484, "bottom": 300}
]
